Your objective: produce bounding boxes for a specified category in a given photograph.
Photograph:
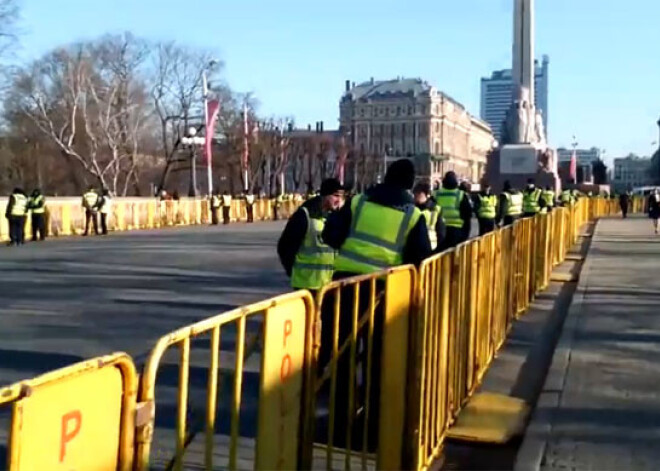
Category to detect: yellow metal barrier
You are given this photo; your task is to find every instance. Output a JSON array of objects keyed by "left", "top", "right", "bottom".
[
  {"left": 301, "top": 266, "right": 416, "bottom": 471},
  {"left": 135, "top": 291, "right": 314, "bottom": 471},
  {"left": 0, "top": 353, "right": 137, "bottom": 471}
]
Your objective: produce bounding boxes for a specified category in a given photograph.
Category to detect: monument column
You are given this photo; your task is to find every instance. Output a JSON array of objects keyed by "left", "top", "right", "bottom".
[{"left": 512, "top": 0, "right": 535, "bottom": 105}]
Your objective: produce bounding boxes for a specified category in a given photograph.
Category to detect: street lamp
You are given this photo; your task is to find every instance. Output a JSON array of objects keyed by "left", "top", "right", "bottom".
[
  {"left": 182, "top": 126, "right": 205, "bottom": 197},
  {"left": 203, "top": 59, "right": 219, "bottom": 196}
]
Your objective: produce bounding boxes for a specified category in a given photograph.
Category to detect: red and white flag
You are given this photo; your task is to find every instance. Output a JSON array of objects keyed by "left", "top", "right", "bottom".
[{"left": 203, "top": 99, "right": 220, "bottom": 164}]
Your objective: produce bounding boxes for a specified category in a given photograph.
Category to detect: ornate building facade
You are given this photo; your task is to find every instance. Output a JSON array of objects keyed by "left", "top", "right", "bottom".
[{"left": 340, "top": 78, "right": 494, "bottom": 186}]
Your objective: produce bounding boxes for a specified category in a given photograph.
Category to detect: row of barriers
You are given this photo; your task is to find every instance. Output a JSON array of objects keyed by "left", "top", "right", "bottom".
[
  {"left": 0, "top": 197, "right": 302, "bottom": 242},
  {"left": 0, "top": 197, "right": 636, "bottom": 471}
]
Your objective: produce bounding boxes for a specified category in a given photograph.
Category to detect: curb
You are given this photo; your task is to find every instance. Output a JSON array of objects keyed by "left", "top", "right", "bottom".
[{"left": 513, "top": 220, "right": 599, "bottom": 471}]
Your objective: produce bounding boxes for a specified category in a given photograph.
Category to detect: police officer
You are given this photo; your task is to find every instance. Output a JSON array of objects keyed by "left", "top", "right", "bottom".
[
  {"left": 98, "top": 189, "right": 112, "bottom": 235},
  {"left": 474, "top": 183, "right": 497, "bottom": 235},
  {"left": 210, "top": 190, "right": 221, "bottom": 225},
  {"left": 497, "top": 181, "right": 523, "bottom": 227},
  {"left": 560, "top": 187, "right": 574, "bottom": 207},
  {"left": 29, "top": 188, "right": 47, "bottom": 241},
  {"left": 619, "top": 188, "right": 632, "bottom": 218},
  {"left": 82, "top": 186, "right": 100, "bottom": 236},
  {"left": 277, "top": 178, "right": 344, "bottom": 293},
  {"left": 413, "top": 182, "right": 445, "bottom": 251},
  {"left": 522, "top": 178, "right": 546, "bottom": 218},
  {"left": 5, "top": 188, "right": 28, "bottom": 246},
  {"left": 541, "top": 186, "right": 556, "bottom": 213},
  {"left": 245, "top": 192, "right": 256, "bottom": 223},
  {"left": 435, "top": 171, "right": 472, "bottom": 250},
  {"left": 221, "top": 191, "right": 232, "bottom": 225},
  {"left": 322, "top": 160, "right": 431, "bottom": 451},
  {"left": 273, "top": 193, "right": 284, "bottom": 221}
]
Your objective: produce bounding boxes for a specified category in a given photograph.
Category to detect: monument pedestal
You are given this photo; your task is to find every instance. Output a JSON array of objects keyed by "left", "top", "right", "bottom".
[{"left": 485, "top": 144, "right": 560, "bottom": 192}]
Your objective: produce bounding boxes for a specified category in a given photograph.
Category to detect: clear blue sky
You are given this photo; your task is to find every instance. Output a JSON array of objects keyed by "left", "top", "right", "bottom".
[{"left": 16, "top": 0, "right": 660, "bottom": 163}]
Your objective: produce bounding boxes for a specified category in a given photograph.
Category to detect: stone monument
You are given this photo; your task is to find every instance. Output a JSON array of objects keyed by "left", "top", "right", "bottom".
[{"left": 485, "top": 0, "right": 560, "bottom": 191}]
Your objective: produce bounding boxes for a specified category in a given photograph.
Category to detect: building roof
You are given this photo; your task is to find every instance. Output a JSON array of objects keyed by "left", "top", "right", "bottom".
[{"left": 344, "top": 78, "right": 432, "bottom": 101}]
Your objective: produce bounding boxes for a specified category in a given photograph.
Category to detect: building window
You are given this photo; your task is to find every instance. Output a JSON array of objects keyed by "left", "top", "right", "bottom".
[
  {"left": 396, "top": 106, "right": 401, "bottom": 116},
  {"left": 434, "top": 142, "right": 440, "bottom": 155},
  {"left": 360, "top": 108, "right": 365, "bottom": 117}
]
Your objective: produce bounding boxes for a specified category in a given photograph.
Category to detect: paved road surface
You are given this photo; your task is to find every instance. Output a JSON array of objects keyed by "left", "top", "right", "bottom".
[
  {"left": 516, "top": 216, "right": 660, "bottom": 471},
  {"left": 0, "top": 222, "right": 290, "bottom": 387}
]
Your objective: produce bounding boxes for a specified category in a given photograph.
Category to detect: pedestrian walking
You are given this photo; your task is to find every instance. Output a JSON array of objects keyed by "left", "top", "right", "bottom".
[
  {"left": 210, "top": 191, "right": 221, "bottom": 225},
  {"left": 98, "top": 189, "right": 112, "bottom": 235},
  {"left": 277, "top": 178, "right": 344, "bottom": 293},
  {"left": 414, "top": 182, "right": 445, "bottom": 251},
  {"left": 434, "top": 171, "right": 472, "bottom": 250},
  {"left": 619, "top": 189, "right": 631, "bottom": 218},
  {"left": 5, "top": 188, "right": 28, "bottom": 246},
  {"left": 322, "top": 159, "right": 431, "bottom": 451},
  {"left": 474, "top": 183, "right": 497, "bottom": 236},
  {"left": 497, "top": 181, "right": 523, "bottom": 227},
  {"left": 221, "top": 191, "right": 232, "bottom": 225},
  {"left": 648, "top": 188, "right": 660, "bottom": 234},
  {"left": 28, "top": 188, "right": 47, "bottom": 241},
  {"left": 245, "top": 192, "right": 255, "bottom": 223},
  {"left": 82, "top": 187, "right": 100, "bottom": 236}
]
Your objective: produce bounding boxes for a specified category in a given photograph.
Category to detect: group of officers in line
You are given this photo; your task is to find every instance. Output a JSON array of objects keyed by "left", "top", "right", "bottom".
[
  {"left": 278, "top": 158, "right": 581, "bottom": 294},
  {"left": 276, "top": 158, "right": 582, "bottom": 449},
  {"left": 5, "top": 186, "right": 112, "bottom": 246},
  {"left": 209, "top": 190, "right": 313, "bottom": 225}
]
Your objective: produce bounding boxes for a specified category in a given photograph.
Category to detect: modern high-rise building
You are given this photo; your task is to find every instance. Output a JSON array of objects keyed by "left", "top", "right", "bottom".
[{"left": 480, "top": 55, "right": 549, "bottom": 143}]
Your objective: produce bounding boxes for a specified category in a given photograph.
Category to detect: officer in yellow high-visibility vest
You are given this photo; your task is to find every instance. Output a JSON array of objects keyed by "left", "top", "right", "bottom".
[
  {"left": 560, "top": 188, "right": 574, "bottom": 207},
  {"left": 541, "top": 186, "right": 556, "bottom": 213},
  {"left": 277, "top": 178, "right": 344, "bottom": 293},
  {"left": 321, "top": 159, "right": 431, "bottom": 451},
  {"left": 522, "top": 178, "right": 546, "bottom": 218},
  {"left": 221, "top": 191, "right": 232, "bottom": 225},
  {"left": 5, "top": 188, "right": 28, "bottom": 246},
  {"left": 474, "top": 183, "right": 497, "bottom": 235},
  {"left": 82, "top": 186, "right": 100, "bottom": 235},
  {"left": 414, "top": 182, "right": 445, "bottom": 251},
  {"left": 28, "top": 188, "right": 47, "bottom": 241},
  {"left": 497, "top": 180, "right": 524, "bottom": 227},
  {"left": 434, "top": 171, "right": 472, "bottom": 251},
  {"left": 210, "top": 190, "right": 221, "bottom": 225}
]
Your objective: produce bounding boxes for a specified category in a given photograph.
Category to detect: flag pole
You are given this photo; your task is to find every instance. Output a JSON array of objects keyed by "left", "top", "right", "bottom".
[{"left": 203, "top": 71, "right": 212, "bottom": 196}]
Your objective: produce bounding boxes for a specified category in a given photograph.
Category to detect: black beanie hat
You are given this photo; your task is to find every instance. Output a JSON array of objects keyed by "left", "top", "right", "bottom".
[{"left": 384, "top": 159, "right": 415, "bottom": 190}]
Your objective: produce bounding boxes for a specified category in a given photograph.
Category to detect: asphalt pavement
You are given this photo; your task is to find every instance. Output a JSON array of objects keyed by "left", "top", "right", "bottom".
[{"left": 0, "top": 221, "right": 290, "bottom": 387}]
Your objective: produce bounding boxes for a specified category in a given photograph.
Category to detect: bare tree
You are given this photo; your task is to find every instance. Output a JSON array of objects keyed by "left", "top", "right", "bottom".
[
  {"left": 12, "top": 34, "right": 152, "bottom": 195},
  {"left": 150, "top": 42, "right": 223, "bottom": 191},
  {"left": 0, "top": 0, "right": 19, "bottom": 60}
]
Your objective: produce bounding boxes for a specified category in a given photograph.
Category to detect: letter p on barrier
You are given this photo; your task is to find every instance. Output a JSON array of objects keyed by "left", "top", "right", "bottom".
[
  {"left": 60, "top": 410, "right": 82, "bottom": 462},
  {"left": 0, "top": 353, "right": 137, "bottom": 471}
]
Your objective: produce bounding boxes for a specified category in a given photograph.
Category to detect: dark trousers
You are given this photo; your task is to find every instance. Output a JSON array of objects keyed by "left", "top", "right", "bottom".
[
  {"left": 31, "top": 213, "right": 46, "bottom": 241},
  {"left": 439, "top": 226, "right": 467, "bottom": 252},
  {"left": 100, "top": 213, "right": 108, "bottom": 235},
  {"left": 222, "top": 207, "right": 230, "bottom": 224},
  {"left": 502, "top": 215, "right": 519, "bottom": 227},
  {"left": 84, "top": 210, "right": 99, "bottom": 235},
  {"left": 523, "top": 212, "right": 537, "bottom": 219},
  {"left": 273, "top": 205, "right": 280, "bottom": 221},
  {"left": 620, "top": 203, "right": 628, "bottom": 218},
  {"left": 318, "top": 278, "right": 384, "bottom": 452},
  {"left": 478, "top": 218, "right": 496, "bottom": 236},
  {"left": 211, "top": 208, "right": 220, "bottom": 225},
  {"left": 8, "top": 215, "right": 26, "bottom": 245},
  {"left": 246, "top": 205, "right": 254, "bottom": 223}
]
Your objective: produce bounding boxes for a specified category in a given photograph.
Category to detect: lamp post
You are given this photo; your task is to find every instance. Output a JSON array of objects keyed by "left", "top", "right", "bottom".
[
  {"left": 182, "top": 127, "right": 205, "bottom": 197},
  {"left": 203, "top": 59, "right": 218, "bottom": 196}
]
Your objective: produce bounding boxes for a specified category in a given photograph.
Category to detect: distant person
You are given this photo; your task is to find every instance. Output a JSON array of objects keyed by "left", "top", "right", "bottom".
[
  {"left": 221, "top": 190, "right": 232, "bottom": 224},
  {"left": 5, "top": 188, "right": 28, "bottom": 246},
  {"left": 414, "top": 182, "right": 445, "bottom": 251},
  {"left": 522, "top": 178, "right": 546, "bottom": 217},
  {"left": 98, "top": 189, "right": 112, "bottom": 235},
  {"left": 82, "top": 186, "right": 100, "bottom": 236},
  {"left": 210, "top": 190, "right": 221, "bottom": 225},
  {"left": 541, "top": 186, "right": 556, "bottom": 213},
  {"left": 497, "top": 181, "right": 523, "bottom": 227},
  {"left": 619, "top": 189, "right": 631, "bottom": 218},
  {"left": 648, "top": 188, "right": 660, "bottom": 234},
  {"left": 474, "top": 183, "right": 497, "bottom": 235},
  {"left": 245, "top": 192, "right": 256, "bottom": 223},
  {"left": 28, "top": 188, "right": 47, "bottom": 241},
  {"left": 434, "top": 171, "right": 472, "bottom": 250}
]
